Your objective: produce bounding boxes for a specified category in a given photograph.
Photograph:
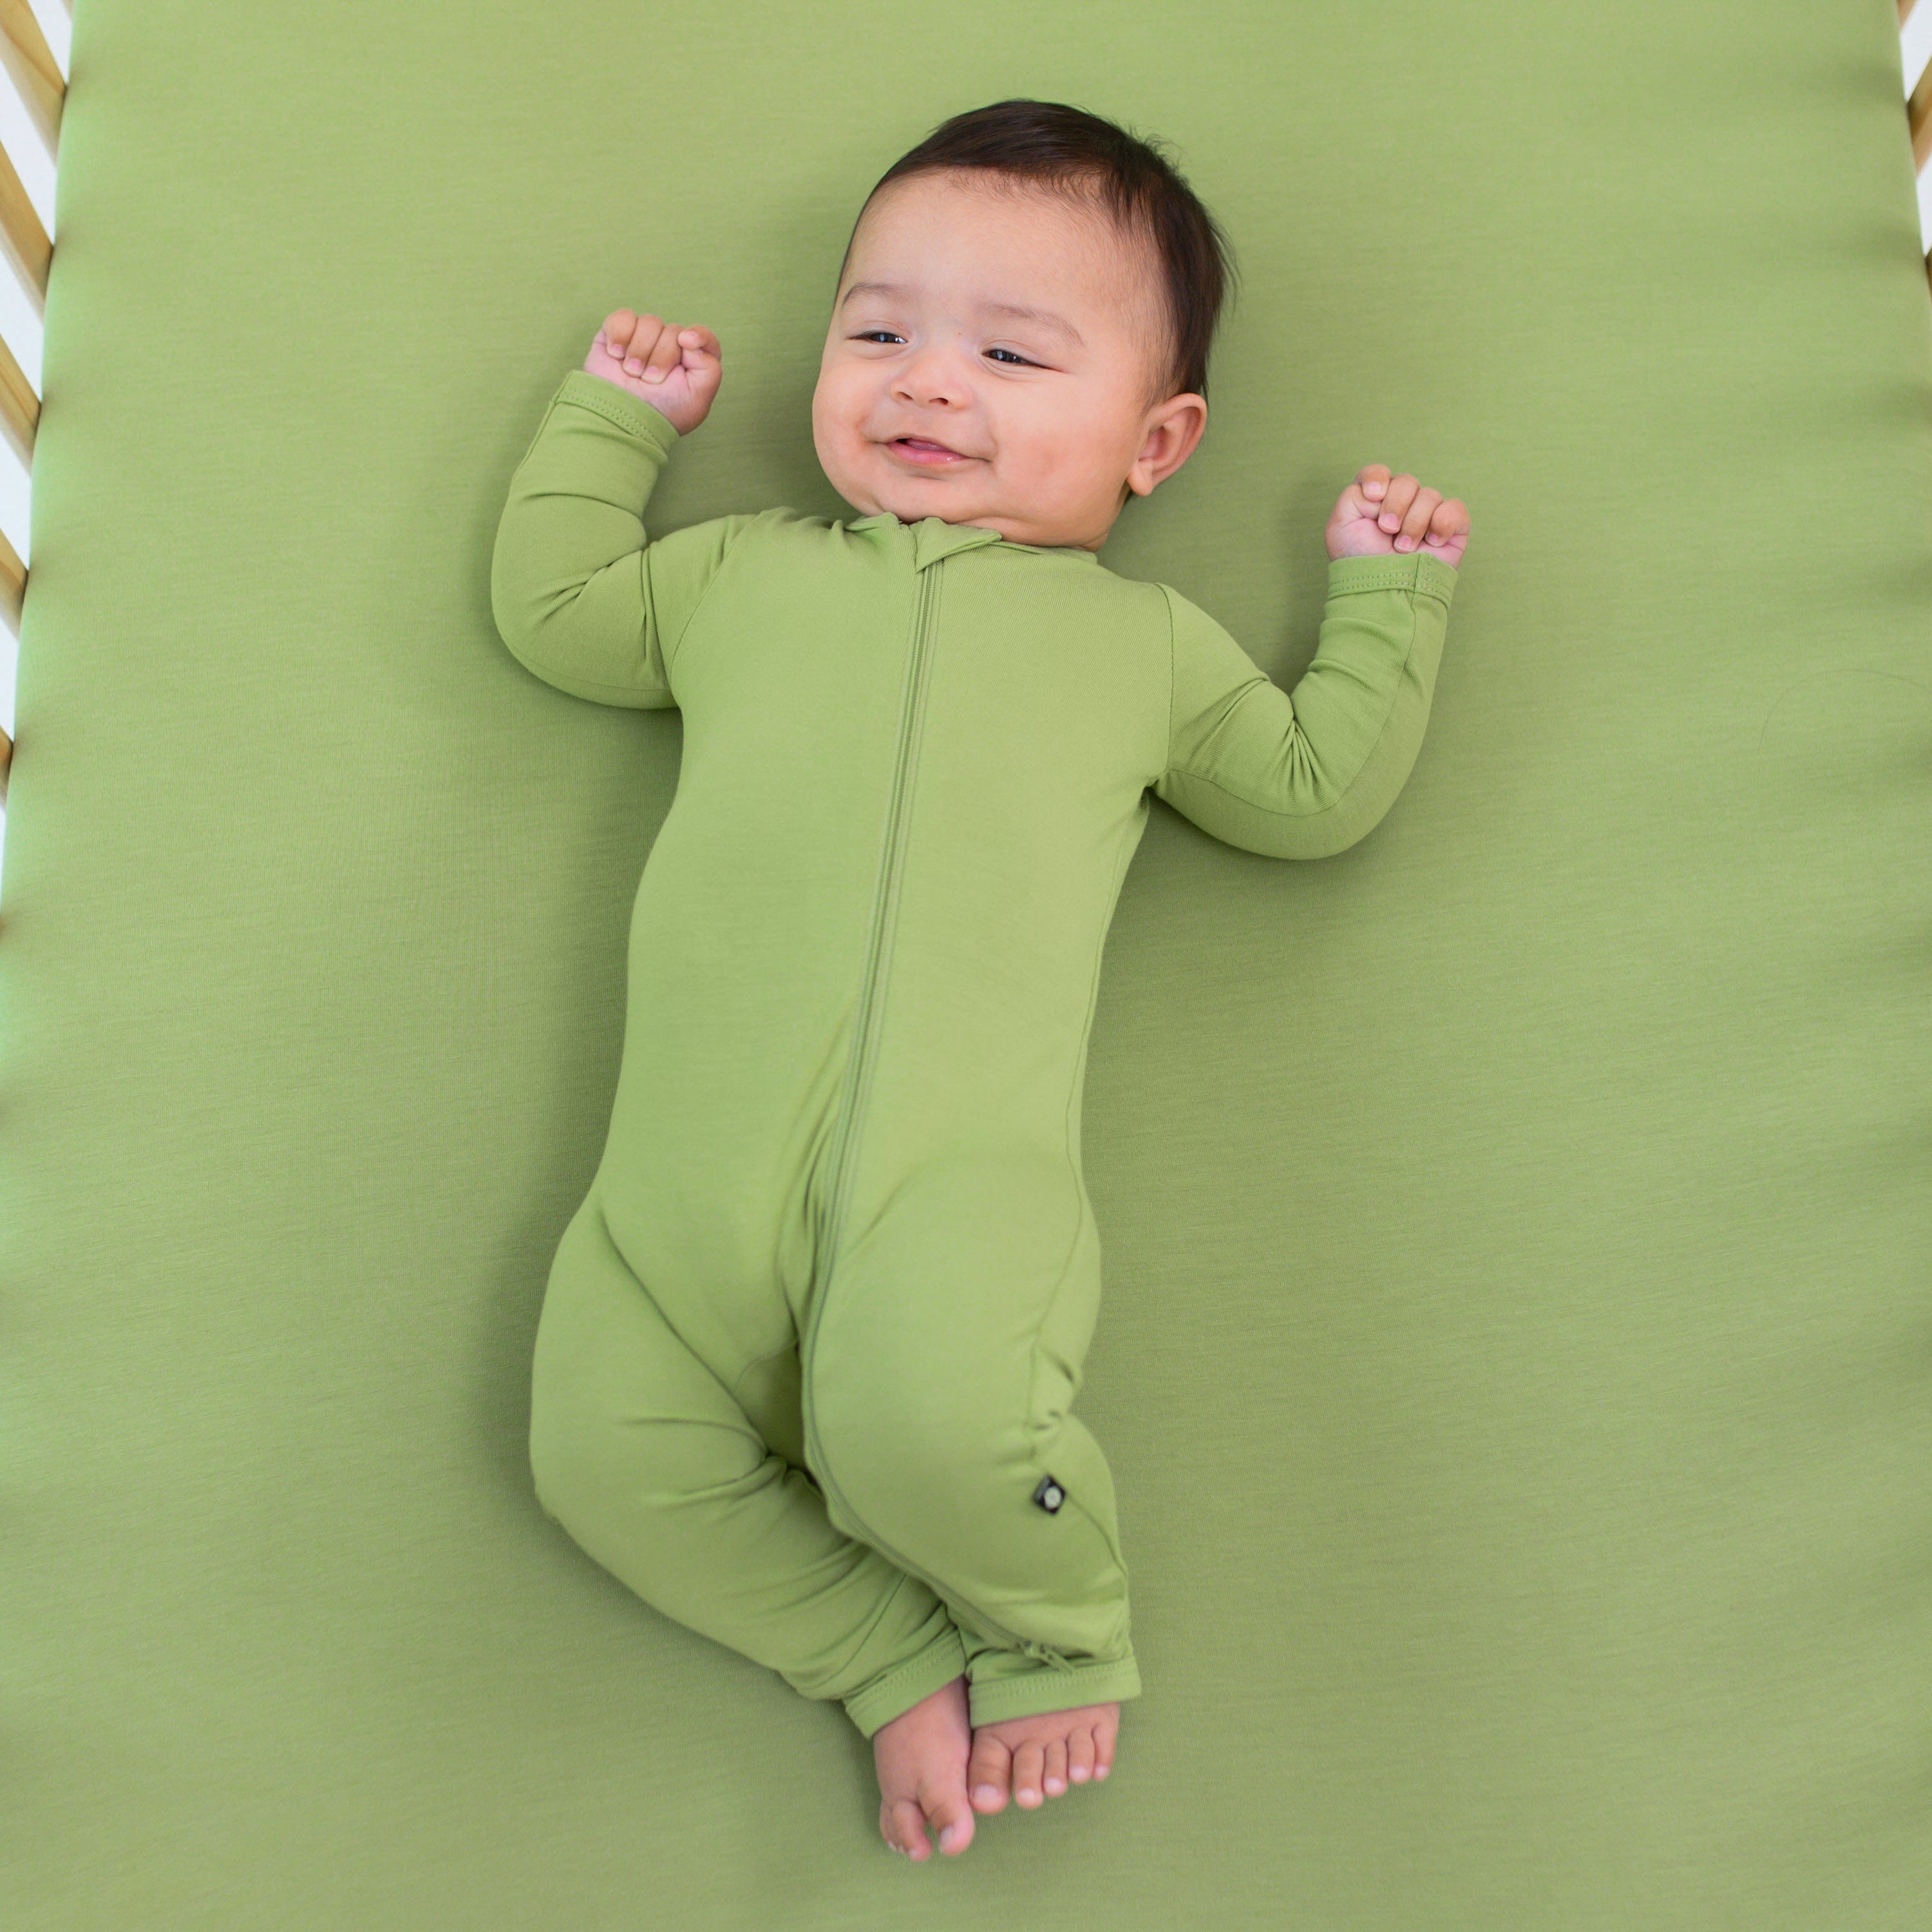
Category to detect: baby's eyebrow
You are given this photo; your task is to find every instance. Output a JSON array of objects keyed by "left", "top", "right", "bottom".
[
  {"left": 981, "top": 301, "right": 1084, "bottom": 348},
  {"left": 840, "top": 280, "right": 1084, "bottom": 348}
]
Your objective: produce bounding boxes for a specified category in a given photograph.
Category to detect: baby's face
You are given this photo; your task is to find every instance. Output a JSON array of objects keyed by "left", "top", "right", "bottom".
[{"left": 812, "top": 172, "right": 1205, "bottom": 552}]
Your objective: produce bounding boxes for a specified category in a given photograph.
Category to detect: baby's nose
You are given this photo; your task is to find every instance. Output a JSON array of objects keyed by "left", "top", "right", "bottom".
[
  {"left": 893, "top": 350, "right": 971, "bottom": 408},
  {"left": 895, "top": 375, "right": 964, "bottom": 408}
]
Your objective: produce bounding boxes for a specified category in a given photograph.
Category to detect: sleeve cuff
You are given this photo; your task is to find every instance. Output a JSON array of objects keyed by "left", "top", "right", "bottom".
[
  {"left": 1327, "top": 548, "right": 1459, "bottom": 606},
  {"left": 553, "top": 368, "right": 683, "bottom": 455}
]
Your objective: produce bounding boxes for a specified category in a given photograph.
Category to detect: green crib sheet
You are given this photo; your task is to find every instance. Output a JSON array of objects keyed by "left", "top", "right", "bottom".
[{"left": 3, "top": 1, "right": 1929, "bottom": 1924}]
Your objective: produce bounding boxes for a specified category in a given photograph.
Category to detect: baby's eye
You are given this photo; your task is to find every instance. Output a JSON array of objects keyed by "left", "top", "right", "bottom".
[
  {"left": 986, "top": 347, "right": 1036, "bottom": 366},
  {"left": 853, "top": 331, "right": 904, "bottom": 345}
]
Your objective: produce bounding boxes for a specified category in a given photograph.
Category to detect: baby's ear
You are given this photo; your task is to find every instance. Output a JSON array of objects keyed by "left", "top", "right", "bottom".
[{"left": 1127, "top": 399, "right": 1204, "bottom": 500}]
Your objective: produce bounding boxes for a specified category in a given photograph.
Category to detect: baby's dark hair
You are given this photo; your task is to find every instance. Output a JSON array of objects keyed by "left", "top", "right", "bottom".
[{"left": 839, "top": 99, "right": 1239, "bottom": 411}]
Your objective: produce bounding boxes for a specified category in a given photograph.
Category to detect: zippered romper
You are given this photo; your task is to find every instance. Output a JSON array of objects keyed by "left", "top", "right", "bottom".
[{"left": 491, "top": 370, "right": 1459, "bottom": 1736}]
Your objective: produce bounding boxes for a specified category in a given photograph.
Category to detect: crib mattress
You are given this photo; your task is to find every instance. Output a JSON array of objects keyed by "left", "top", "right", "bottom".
[{"left": 2, "top": 1, "right": 1928, "bottom": 1925}]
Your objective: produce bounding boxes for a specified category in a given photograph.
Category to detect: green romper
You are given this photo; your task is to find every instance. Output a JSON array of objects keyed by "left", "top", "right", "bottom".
[{"left": 492, "top": 370, "right": 1459, "bottom": 1736}]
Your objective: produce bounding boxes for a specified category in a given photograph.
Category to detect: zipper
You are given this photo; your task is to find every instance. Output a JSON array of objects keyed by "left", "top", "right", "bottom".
[
  {"left": 813, "top": 558, "right": 942, "bottom": 1280},
  {"left": 800, "top": 553, "right": 1045, "bottom": 1658}
]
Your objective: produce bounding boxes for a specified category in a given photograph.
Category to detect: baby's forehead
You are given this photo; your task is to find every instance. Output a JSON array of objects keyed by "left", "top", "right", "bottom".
[{"left": 858, "top": 174, "right": 1152, "bottom": 292}]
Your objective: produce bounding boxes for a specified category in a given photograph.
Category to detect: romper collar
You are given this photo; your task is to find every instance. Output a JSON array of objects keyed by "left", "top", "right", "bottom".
[{"left": 847, "top": 511, "right": 1101, "bottom": 571}]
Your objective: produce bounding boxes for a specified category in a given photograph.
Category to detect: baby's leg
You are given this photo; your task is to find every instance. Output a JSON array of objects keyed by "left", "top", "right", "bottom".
[
  {"left": 802, "top": 1151, "right": 1142, "bottom": 1756},
  {"left": 528, "top": 1187, "right": 967, "bottom": 1739}
]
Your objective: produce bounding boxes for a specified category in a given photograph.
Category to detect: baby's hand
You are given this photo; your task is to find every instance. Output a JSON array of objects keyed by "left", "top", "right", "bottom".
[
  {"left": 1327, "top": 467, "right": 1469, "bottom": 569},
  {"left": 582, "top": 310, "right": 722, "bottom": 436}
]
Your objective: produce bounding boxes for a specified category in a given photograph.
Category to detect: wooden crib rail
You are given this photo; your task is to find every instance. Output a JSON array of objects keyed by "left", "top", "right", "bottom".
[
  {"left": 1908, "top": 0, "right": 1932, "bottom": 253},
  {"left": 0, "top": 0, "right": 1929, "bottom": 813},
  {"left": 0, "top": 0, "right": 59, "bottom": 807}
]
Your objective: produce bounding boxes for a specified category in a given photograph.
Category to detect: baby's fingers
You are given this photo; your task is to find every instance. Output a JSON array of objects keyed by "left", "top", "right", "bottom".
[
  {"left": 1392, "top": 486, "right": 1442, "bottom": 551},
  {"left": 598, "top": 309, "right": 641, "bottom": 363},
  {"left": 1423, "top": 498, "right": 1470, "bottom": 549},
  {"left": 596, "top": 313, "right": 665, "bottom": 375},
  {"left": 609, "top": 313, "right": 672, "bottom": 379},
  {"left": 636, "top": 316, "right": 684, "bottom": 384},
  {"left": 1372, "top": 471, "right": 1421, "bottom": 535},
  {"left": 598, "top": 311, "right": 670, "bottom": 376}
]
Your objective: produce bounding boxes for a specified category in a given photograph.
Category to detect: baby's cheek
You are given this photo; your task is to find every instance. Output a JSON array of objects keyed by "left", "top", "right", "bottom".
[
  {"left": 1061, "top": 439, "right": 1126, "bottom": 519},
  {"left": 811, "top": 407, "right": 866, "bottom": 482},
  {"left": 1004, "top": 433, "right": 1072, "bottom": 504},
  {"left": 811, "top": 372, "right": 862, "bottom": 439}
]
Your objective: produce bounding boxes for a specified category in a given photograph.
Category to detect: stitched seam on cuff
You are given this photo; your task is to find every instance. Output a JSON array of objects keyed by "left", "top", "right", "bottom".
[
  {"left": 1331, "top": 552, "right": 1455, "bottom": 605},
  {"left": 558, "top": 373, "right": 680, "bottom": 448},
  {"left": 848, "top": 1626, "right": 965, "bottom": 1724}
]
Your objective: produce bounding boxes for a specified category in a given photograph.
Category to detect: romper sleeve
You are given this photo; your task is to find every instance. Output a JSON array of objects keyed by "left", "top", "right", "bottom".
[
  {"left": 1153, "top": 549, "right": 1459, "bottom": 858},
  {"left": 489, "top": 368, "right": 757, "bottom": 709}
]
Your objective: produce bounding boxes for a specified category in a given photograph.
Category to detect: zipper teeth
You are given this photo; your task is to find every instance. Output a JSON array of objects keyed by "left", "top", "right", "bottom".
[
  {"left": 813, "top": 568, "right": 923, "bottom": 1269},
  {"left": 820, "top": 562, "right": 934, "bottom": 1267},
  {"left": 802, "top": 558, "right": 1037, "bottom": 1655}
]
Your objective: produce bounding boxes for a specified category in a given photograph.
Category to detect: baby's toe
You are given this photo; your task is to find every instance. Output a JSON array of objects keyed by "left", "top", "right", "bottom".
[
  {"left": 1043, "top": 1736, "right": 1068, "bottom": 1798},
  {"left": 923, "top": 1787, "right": 975, "bottom": 1857},
  {"left": 1012, "top": 1740, "right": 1047, "bottom": 1808},
  {"left": 1066, "top": 1727, "right": 1096, "bottom": 1785},
  {"left": 884, "top": 1797, "right": 932, "bottom": 1861},
  {"left": 967, "top": 1731, "right": 1011, "bottom": 1813}
]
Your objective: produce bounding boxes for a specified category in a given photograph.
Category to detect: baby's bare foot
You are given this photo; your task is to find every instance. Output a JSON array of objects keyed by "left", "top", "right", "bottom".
[
  {"left": 968, "top": 1700, "right": 1119, "bottom": 1813},
  {"left": 872, "top": 1674, "right": 976, "bottom": 1860}
]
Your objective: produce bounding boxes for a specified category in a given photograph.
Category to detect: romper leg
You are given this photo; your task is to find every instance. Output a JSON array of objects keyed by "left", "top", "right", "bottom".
[
  {"left": 803, "top": 1150, "right": 1142, "bottom": 1728},
  {"left": 528, "top": 1188, "right": 966, "bottom": 1738}
]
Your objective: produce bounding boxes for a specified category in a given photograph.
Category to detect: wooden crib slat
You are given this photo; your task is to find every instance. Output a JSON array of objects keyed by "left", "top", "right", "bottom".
[
  {"left": 1898, "top": 0, "right": 1932, "bottom": 292},
  {"left": 0, "top": 519, "right": 14, "bottom": 802},
  {"left": 0, "top": 2, "right": 58, "bottom": 813},
  {"left": 0, "top": 0, "right": 64, "bottom": 159},
  {"left": 0, "top": 324, "right": 35, "bottom": 469},
  {"left": 0, "top": 130, "right": 48, "bottom": 301},
  {"left": 1909, "top": 56, "right": 1932, "bottom": 175}
]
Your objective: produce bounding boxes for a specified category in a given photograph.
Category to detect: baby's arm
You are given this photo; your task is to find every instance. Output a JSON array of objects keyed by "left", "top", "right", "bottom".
[
  {"left": 1155, "top": 549, "right": 1459, "bottom": 859},
  {"left": 1155, "top": 462, "right": 1468, "bottom": 858},
  {"left": 489, "top": 313, "right": 751, "bottom": 709}
]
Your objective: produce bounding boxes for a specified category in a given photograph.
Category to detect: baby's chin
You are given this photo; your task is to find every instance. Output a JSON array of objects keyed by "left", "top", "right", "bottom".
[
  {"left": 873, "top": 491, "right": 992, "bottom": 526},
  {"left": 859, "top": 482, "right": 1086, "bottom": 546}
]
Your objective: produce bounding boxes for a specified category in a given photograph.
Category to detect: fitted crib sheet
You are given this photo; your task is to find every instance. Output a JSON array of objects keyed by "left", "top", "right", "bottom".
[{"left": 3, "top": 2, "right": 1929, "bottom": 1926}]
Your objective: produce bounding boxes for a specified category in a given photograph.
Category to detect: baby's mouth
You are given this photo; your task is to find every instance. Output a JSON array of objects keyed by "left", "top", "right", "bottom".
[{"left": 887, "top": 436, "right": 976, "bottom": 466}]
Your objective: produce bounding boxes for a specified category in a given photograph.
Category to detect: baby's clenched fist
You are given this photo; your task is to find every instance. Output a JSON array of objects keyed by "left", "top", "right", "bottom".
[
  {"left": 583, "top": 310, "right": 722, "bottom": 436},
  {"left": 1327, "top": 466, "right": 1469, "bottom": 571}
]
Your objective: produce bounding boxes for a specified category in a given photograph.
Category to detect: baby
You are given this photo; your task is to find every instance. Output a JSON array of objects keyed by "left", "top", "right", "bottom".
[{"left": 492, "top": 99, "right": 1468, "bottom": 1864}]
